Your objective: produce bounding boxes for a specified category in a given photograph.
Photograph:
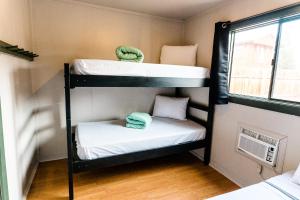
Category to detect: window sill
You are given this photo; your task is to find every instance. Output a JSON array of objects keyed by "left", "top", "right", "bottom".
[{"left": 229, "top": 94, "right": 300, "bottom": 117}]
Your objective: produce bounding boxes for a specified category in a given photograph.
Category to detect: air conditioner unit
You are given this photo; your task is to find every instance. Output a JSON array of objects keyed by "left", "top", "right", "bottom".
[{"left": 237, "top": 124, "right": 287, "bottom": 168}]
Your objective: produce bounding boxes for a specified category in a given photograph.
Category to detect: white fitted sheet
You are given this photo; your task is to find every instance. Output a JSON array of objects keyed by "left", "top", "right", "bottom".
[
  {"left": 208, "top": 172, "right": 300, "bottom": 200},
  {"left": 73, "top": 59, "right": 210, "bottom": 78},
  {"left": 75, "top": 117, "right": 206, "bottom": 160}
]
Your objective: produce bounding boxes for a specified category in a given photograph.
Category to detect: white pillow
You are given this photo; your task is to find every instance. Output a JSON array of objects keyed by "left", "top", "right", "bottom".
[
  {"left": 160, "top": 45, "right": 198, "bottom": 66},
  {"left": 292, "top": 163, "right": 300, "bottom": 185},
  {"left": 153, "top": 95, "right": 189, "bottom": 120}
]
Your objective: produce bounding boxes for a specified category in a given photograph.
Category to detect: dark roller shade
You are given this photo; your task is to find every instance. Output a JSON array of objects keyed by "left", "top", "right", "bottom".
[{"left": 210, "top": 21, "right": 231, "bottom": 104}]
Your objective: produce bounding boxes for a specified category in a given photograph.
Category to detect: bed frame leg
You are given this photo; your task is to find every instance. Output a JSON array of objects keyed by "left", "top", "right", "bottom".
[
  {"left": 204, "top": 104, "right": 214, "bottom": 165},
  {"left": 68, "top": 168, "right": 74, "bottom": 200},
  {"left": 65, "top": 64, "right": 74, "bottom": 200},
  {"left": 204, "top": 146, "right": 211, "bottom": 165},
  {"left": 204, "top": 79, "right": 216, "bottom": 165}
]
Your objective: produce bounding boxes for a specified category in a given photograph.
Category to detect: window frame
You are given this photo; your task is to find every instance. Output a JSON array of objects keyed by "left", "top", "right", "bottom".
[{"left": 228, "top": 3, "right": 300, "bottom": 117}]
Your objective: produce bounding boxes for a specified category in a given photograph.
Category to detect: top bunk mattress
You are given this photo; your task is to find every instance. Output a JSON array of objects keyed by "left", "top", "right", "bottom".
[
  {"left": 75, "top": 117, "right": 206, "bottom": 160},
  {"left": 208, "top": 172, "right": 300, "bottom": 200},
  {"left": 73, "top": 59, "right": 210, "bottom": 79}
]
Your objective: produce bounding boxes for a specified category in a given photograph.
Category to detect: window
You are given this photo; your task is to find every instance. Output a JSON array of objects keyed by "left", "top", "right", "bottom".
[
  {"left": 272, "top": 19, "right": 300, "bottom": 102},
  {"left": 229, "top": 16, "right": 300, "bottom": 105},
  {"left": 229, "top": 24, "right": 278, "bottom": 98}
]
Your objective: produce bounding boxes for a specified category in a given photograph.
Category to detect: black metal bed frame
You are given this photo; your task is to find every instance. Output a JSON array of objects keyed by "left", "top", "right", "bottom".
[{"left": 64, "top": 63, "right": 216, "bottom": 200}]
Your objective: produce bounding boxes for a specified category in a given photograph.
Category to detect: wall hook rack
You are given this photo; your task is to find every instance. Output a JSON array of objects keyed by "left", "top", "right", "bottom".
[{"left": 0, "top": 40, "right": 38, "bottom": 61}]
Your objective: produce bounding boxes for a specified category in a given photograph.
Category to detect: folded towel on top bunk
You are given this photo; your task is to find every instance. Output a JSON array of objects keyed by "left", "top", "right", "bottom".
[
  {"left": 116, "top": 46, "right": 144, "bottom": 63},
  {"left": 126, "top": 112, "right": 152, "bottom": 129}
]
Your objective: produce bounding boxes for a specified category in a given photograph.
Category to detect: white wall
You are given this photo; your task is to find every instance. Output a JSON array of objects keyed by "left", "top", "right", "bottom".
[
  {"left": 30, "top": 0, "right": 184, "bottom": 161},
  {"left": 183, "top": 0, "right": 300, "bottom": 187},
  {"left": 0, "top": 0, "right": 38, "bottom": 199}
]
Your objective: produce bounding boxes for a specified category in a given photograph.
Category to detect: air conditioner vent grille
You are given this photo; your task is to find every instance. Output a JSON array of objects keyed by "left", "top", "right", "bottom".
[
  {"left": 239, "top": 135, "right": 267, "bottom": 159},
  {"left": 241, "top": 128, "right": 257, "bottom": 138},
  {"left": 258, "top": 134, "right": 277, "bottom": 146}
]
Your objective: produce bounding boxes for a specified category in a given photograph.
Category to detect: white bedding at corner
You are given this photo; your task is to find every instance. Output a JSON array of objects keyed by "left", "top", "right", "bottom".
[
  {"left": 75, "top": 117, "right": 206, "bottom": 160},
  {"left": 208, "top": 172, "right": 300, "bottom": 200},
  {"left": 73, "top": 59, "right": 210, "bottom": 78}
]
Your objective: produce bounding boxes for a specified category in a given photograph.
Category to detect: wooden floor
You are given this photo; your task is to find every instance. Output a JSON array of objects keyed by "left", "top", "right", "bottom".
[{"left": 27, "top": 153, "right": 239, "bottom": 200}]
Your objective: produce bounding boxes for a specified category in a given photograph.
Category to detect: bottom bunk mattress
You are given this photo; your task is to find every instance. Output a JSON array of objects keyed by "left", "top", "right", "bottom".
[
  {"left": 75, "top": 117, "right": 206, "bottom": 160},
  {"left": 208, "top": 172, "right": 300, "bottom": 200}
]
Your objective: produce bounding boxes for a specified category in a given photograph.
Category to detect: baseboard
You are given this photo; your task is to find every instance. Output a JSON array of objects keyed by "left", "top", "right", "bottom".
[
  {"left": 23, "top": 161, "right": 39, "bottom": 200},
  {"left": 209, "top": 160, "right": 243, "bottom": 187},
  {"left": 39, "top": 154, "right": 67, "bottom": 163}
]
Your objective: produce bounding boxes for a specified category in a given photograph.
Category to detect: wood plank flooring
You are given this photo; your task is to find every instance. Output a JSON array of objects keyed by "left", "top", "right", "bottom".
[{"left": 27, "top": 153, "right": 239, "bottom": 200}]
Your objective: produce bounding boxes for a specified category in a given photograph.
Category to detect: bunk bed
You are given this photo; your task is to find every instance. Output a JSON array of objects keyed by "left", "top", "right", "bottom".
[{"left": 64, "top": 60, "right": 216, "bottom": 200}]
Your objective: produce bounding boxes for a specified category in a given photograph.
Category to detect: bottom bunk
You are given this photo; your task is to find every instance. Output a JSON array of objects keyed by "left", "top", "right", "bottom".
[{"left": 71, "top": 117, "right": 208, "bottom": 172}]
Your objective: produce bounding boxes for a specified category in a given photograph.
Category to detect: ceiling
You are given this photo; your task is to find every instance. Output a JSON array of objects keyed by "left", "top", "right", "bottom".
[{"left": 74, "top": 0, "right": 231, "bottom": 20}]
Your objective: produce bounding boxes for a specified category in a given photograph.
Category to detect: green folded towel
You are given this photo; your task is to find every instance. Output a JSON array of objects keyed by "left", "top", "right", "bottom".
[
  {"left": 126, "top": 112, "right": 152, "bottom": 129},
  {"left": 116, "top": 46, "right": 144, "bottom": 63},
  {"left": 126, "top": 123, "right": 146, "bottom": 129}
]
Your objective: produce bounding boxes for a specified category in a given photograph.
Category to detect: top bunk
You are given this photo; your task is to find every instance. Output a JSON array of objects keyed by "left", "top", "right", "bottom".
[{"left": 64, "top": 59, "right": 210, "bottom": 88}]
